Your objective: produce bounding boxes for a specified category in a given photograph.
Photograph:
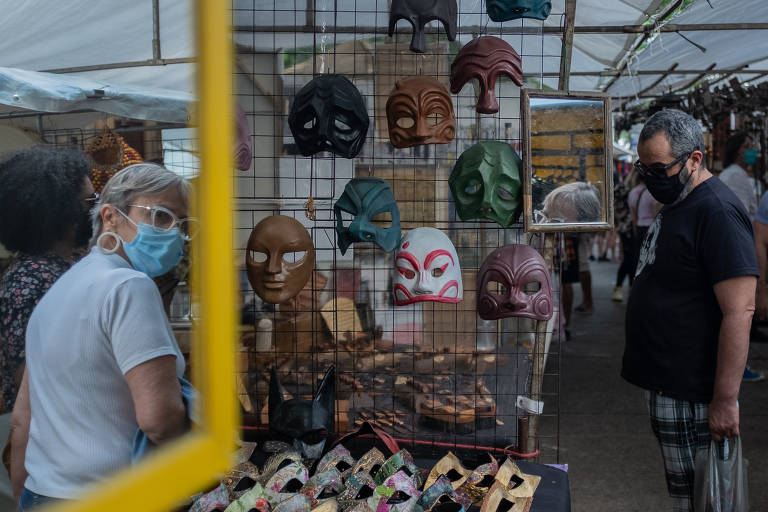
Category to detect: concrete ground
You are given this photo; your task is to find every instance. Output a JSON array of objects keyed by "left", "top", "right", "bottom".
[{"left": 560, "top": 259, "right": 768, "bottom": 512}]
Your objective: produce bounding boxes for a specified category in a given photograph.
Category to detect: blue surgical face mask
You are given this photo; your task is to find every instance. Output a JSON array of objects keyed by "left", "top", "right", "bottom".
[
  {"left": 744, "top": 149, "right": 758, "bottom": 166},
  {"left": 116, "top": 209, "right": 184, "bottom": 277}
]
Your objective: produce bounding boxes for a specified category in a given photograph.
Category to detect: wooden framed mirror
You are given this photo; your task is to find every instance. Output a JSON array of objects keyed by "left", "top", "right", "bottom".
[{"left": 522, "top": 89, "right": 614, "bottom": 232}]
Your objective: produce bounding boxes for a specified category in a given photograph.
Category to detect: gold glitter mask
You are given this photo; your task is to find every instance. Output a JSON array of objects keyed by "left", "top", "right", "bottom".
[
  {"left": 349, "top": 448, "right": 386, "bottom": 480},
  {"left": 222, "top": 461, "right": 261, "bottom": 501}
]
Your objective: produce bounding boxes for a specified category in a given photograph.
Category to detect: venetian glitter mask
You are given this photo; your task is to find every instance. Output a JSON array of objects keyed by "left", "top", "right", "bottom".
[
  {"left": 388, "top": 0, "right": 458, "bottom": 53},
  {"left": 269, "top": 366, "right": 335, "bottom": 458},
  {"left": 334, "top": 178, "right": 401, "bottom": 255},
  {"left": 486, "top": 0, "right": 552, "bottom": 22},
  {"left": 246, "top": 215, "right": 315, "bottom": 304},
  {"left": 392, "top": 227, "right": 462, "bottom": 306},
  {"left": 477, "top": 244, "right": 553, "bottom": 321},
  {"left": 264, "top": 463, "right": 311, "bottom": 507},
  {"left": 373, "top": 470, "right": 422, "bottom": 512},
  {"left": 449, "top": 141, "right": 523, "bottom": 227},
  {"left": 386, "top": 77, "right": 456, "bottom": 148},
  {"left": 288, "top": 74, "right": 370, "bottom": 158},
  {"left": 450, "top": 37, "right": 522, "bottom": 115}
]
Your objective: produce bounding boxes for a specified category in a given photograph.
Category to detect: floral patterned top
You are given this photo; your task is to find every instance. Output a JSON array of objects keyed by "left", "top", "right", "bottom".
[{"left": 0, "top": 254, "right": 70, "bottom": 412}]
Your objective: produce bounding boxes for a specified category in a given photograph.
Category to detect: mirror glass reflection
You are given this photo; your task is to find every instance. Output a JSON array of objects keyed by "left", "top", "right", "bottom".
[{"left": 529, "top": 97, "right": 607, "bottom": 226}]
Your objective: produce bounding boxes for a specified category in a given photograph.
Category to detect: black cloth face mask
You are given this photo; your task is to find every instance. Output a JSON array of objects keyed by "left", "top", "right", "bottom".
[
  {"left": 388, "top": 0, "right": 458, "bottom": 53},
  {"left": 289, "top": 75, "right": 370, "bottom": 159},
  {"left": 643, "top": 166, "right": 693, "bottom": 204}
]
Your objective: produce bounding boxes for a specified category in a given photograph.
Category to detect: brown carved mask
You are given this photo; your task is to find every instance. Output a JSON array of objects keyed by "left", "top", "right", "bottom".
[
  {"left": 386, "top": 77, "right": 456, "bottom": 148},
  {"left": 246, "top": 215, "right": 315, "bottom": 304},
  {"left": 450, "top": 37, "right": 523, "bottom": 114},
  {"left": 477, "top": 244, "right": 553, "bottom": 321}
]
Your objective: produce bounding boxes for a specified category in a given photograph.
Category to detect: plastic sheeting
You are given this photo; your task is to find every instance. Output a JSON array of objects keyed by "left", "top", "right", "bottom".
[
  {"left": 0, "top": 67, "right": 193, "bottom": 123},
  {"left": 0, "top": 0, "right": 765, "bottom": 113}
]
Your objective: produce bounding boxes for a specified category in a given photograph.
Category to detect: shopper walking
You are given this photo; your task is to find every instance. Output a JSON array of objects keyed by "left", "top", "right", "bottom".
[
  {"left": 10, "top": 163, "right": 194, "bottom": 507},
  {"left": 718, "top": 131, "right": 765, "bottom": 382},
  {"left": 622, "top": 109, "right": 757, "bottom": 512},
  {"left": 628, "top": 174, "right": 661, "bottom": 278},
  {"left": 612, "top": 170, "right": 637, "bottom": 302}
]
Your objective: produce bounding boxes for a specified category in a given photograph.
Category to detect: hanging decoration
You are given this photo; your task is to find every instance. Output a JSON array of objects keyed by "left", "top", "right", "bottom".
[
  {"left": 334, "top": 177, "right": 401, "bottom": 255},
  {"left": 392, "top": 227, "right": 463, "bottom": 306},
  {"left": 388, "top": 0, "right": 458, "bottom": 53},
  {"left": 486, "top": 0, "right": 551, "bottom": 22},
  {"left": 386, "top": 76, "right": 456, "bottom": 148},
  {"left": 288, "top": 74, "right": 369, "bottom": 159},
  {"left": 477, "top": 244, "right": 553, "bottom": 321},
  {"left": 246, "top": 215, "right": 316, "bottom": 304},
  {"left": 84, "top": 127, "right": 143, "bottom": 193},
  {"left": 449, "top": 141, "right": 523, "bottom": 227},
  {"left": 450, "top": 37, "right": 523, "bottom": 114}
]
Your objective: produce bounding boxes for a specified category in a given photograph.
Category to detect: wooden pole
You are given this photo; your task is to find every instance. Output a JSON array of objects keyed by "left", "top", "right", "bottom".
[
  {"left": 526, "top": 233, "right": 556, "bottom": 455},
  {"left": 558, "top": 0, "right": 577, "bottom": 91}
]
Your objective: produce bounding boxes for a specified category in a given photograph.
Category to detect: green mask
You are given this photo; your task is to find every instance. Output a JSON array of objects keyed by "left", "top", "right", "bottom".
[{"left": 449, "top": 141, "right": 523, "bottom": 227}]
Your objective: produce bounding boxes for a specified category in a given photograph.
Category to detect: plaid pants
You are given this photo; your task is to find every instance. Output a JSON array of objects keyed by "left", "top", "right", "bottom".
[{"left": 647, "top": 392, "right": 711, "bottom": 512}]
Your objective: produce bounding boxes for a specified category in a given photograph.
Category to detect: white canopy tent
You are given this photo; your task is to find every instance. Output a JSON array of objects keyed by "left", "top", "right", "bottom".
[{"left": 0, "top": 0, "right": 765, "bottom": 119}]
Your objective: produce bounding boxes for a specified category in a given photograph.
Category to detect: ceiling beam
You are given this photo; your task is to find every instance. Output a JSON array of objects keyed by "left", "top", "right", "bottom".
[
  {"left": 634, "top": 62, "right": 679, "bottom": 97},
  {"left": 232, "top": 22, "right": 768, "bottom": 36},
  {"left": 558, "top": 0, "right": 578, "bottom": 91}
]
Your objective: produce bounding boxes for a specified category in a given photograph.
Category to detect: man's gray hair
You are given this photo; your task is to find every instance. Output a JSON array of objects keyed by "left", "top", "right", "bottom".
[
  {"left": 542, "top": 181, "right": 601, "bottom": 222},
  {"left": 91, "top": 163, "right": 190, "bottom": 240},
  {"left": 639, "top": 109, "right": 705, "bottom": 159}
]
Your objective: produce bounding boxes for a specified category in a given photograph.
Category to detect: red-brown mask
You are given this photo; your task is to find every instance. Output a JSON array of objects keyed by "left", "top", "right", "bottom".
[
  {"left": 477, "top": 244, "right": 553, "bottom": 321},
  {"left": 386, "top": 77, "right": 456, "bottom": 148},
  {"left": 450, "top": 37, "right": 523, "bottom": 115},
  {"left": 246, "top": 215, "right": 315, "bottom": 304}
]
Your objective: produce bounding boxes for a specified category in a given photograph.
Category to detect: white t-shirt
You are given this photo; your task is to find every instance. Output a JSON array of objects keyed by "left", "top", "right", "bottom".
[
  {"left": 24, "top": 247, "right": 184, "bottom": 499},
  {"left": 719, "top": 163, "right": 757, "bottom": 221}
]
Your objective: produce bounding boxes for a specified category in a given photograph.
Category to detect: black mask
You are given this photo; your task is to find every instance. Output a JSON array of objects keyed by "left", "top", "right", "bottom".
[
  {"left": 643, "top": 168, "right": 692, "bottom": 204},
  {"left": 288, "top": 75, "right": 369, "bottom": 159},
  {"left": 269, "top": 366, "right": 335, "bottom": 458},
  {"left": 388, "top": 0, "right": 458, "bottom": 53},
  {"left": 75, "top": 209, "right": 93, "bottom": 248}
]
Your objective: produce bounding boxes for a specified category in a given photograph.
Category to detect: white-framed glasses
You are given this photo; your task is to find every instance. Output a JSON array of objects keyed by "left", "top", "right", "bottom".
[{"left": 126, "top": 204, "right": 199, "bottom": 241}]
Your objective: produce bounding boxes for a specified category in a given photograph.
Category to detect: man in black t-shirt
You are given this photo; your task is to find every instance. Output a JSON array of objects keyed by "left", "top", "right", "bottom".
[{"left": 622, "top": 109, "right": 758, "bottom": 511}]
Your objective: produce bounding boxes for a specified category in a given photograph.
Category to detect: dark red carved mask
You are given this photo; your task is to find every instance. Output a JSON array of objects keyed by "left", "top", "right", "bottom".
[
  {"left": 477, "top": 244, "right": 553, "bottom": 321},
  {"left": 450, "top": 37, "right": 523, "bottom": 114}
]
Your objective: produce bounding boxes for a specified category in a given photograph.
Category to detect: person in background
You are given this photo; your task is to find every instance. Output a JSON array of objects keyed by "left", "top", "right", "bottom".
[
  {"left": 628, "top": 173, "right": 661, "bottom": 278},
  {"left": 718, "top": 131, "right": 765, "bottom": 382},
  {"left": 612, "top": 170, "right": 637, "bottom": 302},
  {"left": 0, "top": 148, "right": 94, "bottom": 488},
  {"left": 623, "top": 109, "right": 757, "bottom": 511},
  {"left": 719, "top": 132, "right": 758, "bottom": 220},
  {"left": 10, "top": 163, "right": 193, "bottom": 509},
  {"left": 541, "top": 182, "right": 601, "bottom": 316}
]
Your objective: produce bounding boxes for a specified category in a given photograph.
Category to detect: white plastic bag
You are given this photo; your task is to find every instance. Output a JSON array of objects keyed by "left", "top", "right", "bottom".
[{"left": 694, "top": 436, "right": 749, "bottom": 512}]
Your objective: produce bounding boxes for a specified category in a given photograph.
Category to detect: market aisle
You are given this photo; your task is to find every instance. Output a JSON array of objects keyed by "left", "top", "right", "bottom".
[{"left": 559, "top": 261, "right": 768, "bottom": 512}]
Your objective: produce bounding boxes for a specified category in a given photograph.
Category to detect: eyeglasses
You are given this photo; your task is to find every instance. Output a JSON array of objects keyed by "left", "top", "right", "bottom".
[
  {"left": 634, "top": 152, "right": 691, "bottom": 178},
  {"left": 534, "top": 210, "right": 565, "bottom": 224},
  {"left": 127, "top": 204, "right": 199, "bottom": 241},
  {"left": 84, "top": 193, "right": 100, "bottom": 205}
]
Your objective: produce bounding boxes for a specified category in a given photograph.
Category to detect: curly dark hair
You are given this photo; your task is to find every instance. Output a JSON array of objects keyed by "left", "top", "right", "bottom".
[
  {"left": 0, "top": 147, "right": 90, "bottom": 254},
  {"left": 724, "top": 131, "right": 750, "bottom": 168}
]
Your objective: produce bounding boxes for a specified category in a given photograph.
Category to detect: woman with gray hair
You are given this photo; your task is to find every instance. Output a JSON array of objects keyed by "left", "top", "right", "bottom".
[{"left": 10, "top": 163, "right": 197, "bottom": 509}]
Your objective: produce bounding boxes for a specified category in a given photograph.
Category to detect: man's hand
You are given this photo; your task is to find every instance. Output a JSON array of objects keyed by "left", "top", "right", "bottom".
[{"left": 708, "top": 396, "right": 739, "bottom": 441}]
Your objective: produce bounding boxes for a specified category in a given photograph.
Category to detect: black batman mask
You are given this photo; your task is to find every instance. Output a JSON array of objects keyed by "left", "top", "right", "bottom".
[
  {"left": 388, "top": 0, "right": 458, "bottom": 53},
  {"left": 288, "top": 75, "right": 369, "bottom": 159},
  {"left": 269, "top": 366, "right": 335, "bottom": 458}
]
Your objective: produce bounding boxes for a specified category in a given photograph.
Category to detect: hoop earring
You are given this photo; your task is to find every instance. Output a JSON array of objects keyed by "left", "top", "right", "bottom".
[{"left": 97, "top": 231, "right": 122, "bottom": 255}]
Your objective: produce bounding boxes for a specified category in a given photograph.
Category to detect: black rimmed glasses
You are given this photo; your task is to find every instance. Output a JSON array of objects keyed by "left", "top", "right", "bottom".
[
  {"left": 128, "top": 204, "right": 199, "bottom": 241},
  {"left": 634, "top": 152, "right": 691, "bottom": 178}
]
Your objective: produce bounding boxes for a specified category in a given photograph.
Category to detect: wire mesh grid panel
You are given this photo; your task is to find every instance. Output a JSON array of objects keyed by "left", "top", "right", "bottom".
[{"left": 233, "top": 0, "right": 566, "bottom": 462}]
